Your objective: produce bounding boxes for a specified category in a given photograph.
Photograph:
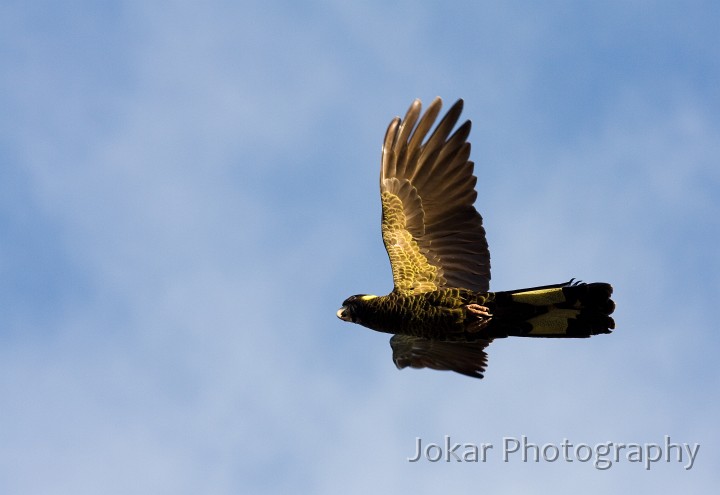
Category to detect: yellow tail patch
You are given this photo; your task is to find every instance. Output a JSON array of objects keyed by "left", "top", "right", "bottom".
[
  {"left": 526, "top": 309, "right": 579, "bottom": 335},
  {"left": 511, "top": 288, "right": 566, "bottom": 306}
]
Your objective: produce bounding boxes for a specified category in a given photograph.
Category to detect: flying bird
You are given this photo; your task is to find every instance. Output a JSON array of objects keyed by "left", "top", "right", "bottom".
[{"left": 337, "top": 97, "right": 615, "bottom": 379}]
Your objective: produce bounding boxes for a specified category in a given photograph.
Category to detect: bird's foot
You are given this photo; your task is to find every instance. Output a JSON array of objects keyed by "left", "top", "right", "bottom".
[
  {"left": 466, "top": 304, "right": 492, "bottom": 332},
  {"left": 467, "top": 304, "right": 492, "bottom": 318}
]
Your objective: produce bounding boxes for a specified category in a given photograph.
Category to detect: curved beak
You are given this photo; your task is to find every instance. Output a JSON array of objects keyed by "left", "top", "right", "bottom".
[{"left": 336, "top": 307, "right": 350, "bottom": 321}]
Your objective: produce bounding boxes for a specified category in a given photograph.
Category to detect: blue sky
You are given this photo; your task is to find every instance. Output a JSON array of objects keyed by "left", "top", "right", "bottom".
[{"left": 1, "top": 1, "right": 719, "bottom": 493}]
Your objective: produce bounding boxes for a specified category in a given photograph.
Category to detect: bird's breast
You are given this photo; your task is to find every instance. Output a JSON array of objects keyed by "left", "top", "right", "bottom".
[{"left": 361, "top": 291, "right": 470, "bottom": 338}]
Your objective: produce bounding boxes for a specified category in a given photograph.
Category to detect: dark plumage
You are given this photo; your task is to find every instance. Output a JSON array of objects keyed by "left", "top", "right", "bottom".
[{"left": 337, "top": 97, "right": 615, "bottom": 379}]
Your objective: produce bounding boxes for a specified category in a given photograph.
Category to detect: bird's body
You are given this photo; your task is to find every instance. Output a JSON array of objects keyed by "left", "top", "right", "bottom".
[
  {"left": 337, "top": 97, "right": 615, "bottom": 379},
  {"left": 341, "top": 282, "right": 614, "bottom": 341},
  {"left": 339, "top": 289, "right": 484, "bottom": 339}
]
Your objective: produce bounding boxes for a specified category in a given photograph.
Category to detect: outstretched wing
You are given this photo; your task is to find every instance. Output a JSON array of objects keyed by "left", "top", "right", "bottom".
[
  {"left": 389, "top": 335, "right": 493, "bottom": 379},
  {"left": 380, "top": 97, "right": 490, "bottom": 294}
]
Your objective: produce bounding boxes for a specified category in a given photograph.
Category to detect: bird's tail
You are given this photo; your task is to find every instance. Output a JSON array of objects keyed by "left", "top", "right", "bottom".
[{"left": 488, "top": 281, "right": 615, "bottom": 338}]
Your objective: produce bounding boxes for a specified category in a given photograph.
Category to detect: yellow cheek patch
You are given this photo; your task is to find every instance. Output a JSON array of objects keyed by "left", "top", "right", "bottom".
[
  {"left": 360, "top": 295, "right": 378, "bottom": 301},
  {"left": 511, "top": 288, "right": 566, "bottom": 306}
]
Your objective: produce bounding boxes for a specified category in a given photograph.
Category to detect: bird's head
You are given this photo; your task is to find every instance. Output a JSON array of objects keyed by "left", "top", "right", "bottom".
[{"left": 337, "top": 294, "right": 378, "bottom": 324}]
